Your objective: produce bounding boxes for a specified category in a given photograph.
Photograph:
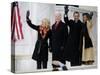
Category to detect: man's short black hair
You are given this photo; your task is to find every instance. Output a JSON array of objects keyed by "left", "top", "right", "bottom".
[{"left": 73, "top": 11, "right": 80, "bottom": 15}]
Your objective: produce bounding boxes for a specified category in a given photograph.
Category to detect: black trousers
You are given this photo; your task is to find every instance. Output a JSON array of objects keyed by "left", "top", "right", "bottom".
[{"left": 37, "top": 60, "right": 47, "bottom": 69}]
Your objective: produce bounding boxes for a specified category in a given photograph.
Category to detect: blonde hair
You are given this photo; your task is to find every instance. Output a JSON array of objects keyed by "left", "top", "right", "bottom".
[{"left": 41, "top": 18, "right": 50, "bottom": 30}]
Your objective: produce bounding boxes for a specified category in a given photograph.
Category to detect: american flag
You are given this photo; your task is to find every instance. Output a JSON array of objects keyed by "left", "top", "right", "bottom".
[{"left": 11, "top": 2, "right": 24, "bottom": 42}]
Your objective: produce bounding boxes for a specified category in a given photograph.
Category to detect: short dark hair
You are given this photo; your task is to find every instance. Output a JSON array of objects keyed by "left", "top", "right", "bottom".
[
  {"left": 73, "top": 11, "right": 80, "bottom": 15},
  {"left": 82, "top": 13, "right": 90, "bottom": 20}
]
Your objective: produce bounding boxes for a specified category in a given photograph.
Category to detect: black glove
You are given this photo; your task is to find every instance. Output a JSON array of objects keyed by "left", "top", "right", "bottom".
[
  {"left": 26, "top": 10, "right": 30, "bottom": 20},
  {"left": 64, "top": 5, "right": 69, "bottom": 14}
]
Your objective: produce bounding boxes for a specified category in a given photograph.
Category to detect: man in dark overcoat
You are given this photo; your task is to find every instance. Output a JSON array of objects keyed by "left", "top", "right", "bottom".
[
  {"left": 64, "top": 7, "right": 84, "bottom": 66},
  {"left": 51, "top": 12, "right": 68, "bottom": 70}
]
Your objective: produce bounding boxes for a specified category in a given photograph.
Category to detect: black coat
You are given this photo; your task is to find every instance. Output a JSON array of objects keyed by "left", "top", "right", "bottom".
[
  {"left": 51, "top": 21, "right": 68, "bottom": 62},
  {"left": 64, "top": 16, "right": 84, "bottom": 66},
  {"left": 83, "top": 22, "right": 93, "bottom": 48},
  {"left": 27, "top": 19, "right": 51, "bottom": 61}
]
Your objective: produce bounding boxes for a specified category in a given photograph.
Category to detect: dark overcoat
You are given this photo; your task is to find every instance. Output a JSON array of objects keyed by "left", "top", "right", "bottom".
[
  {"left": 64, "top": 16, "right": 84, "bottom": 66},
  {"left": 83, "top": 22, "right": 93, "bottom": 48},
  {"left": 51, "top": 21, "right": 68, "bottom": 63},
  {"left": 27, "top": 19, "right": 51, "bottom": 61}
]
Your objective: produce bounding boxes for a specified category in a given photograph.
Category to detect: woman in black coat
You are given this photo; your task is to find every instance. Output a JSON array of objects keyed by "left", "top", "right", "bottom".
[{"left": 26, "top": 11, "right": 51, "bottom": 69}]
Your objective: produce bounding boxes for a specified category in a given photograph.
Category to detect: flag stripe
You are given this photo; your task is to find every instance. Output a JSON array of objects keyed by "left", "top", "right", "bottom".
[
  {"left": 15, "top": 6, "right": 20, "bottom": 39},
  {"left": 11, "top": 11, "right": 16, "bottom": 40},
  {"left": 16, "top": 5, "right": 24, "bottom": 39},
  {"left": 11, "top": 9, "right": 15, "bottom": 33},
  {"left": 15, "top": 12, "right": 20, "bottom": 39},
  {"left": 11, "top": 2, "right": 24, "bottom": 42}
]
